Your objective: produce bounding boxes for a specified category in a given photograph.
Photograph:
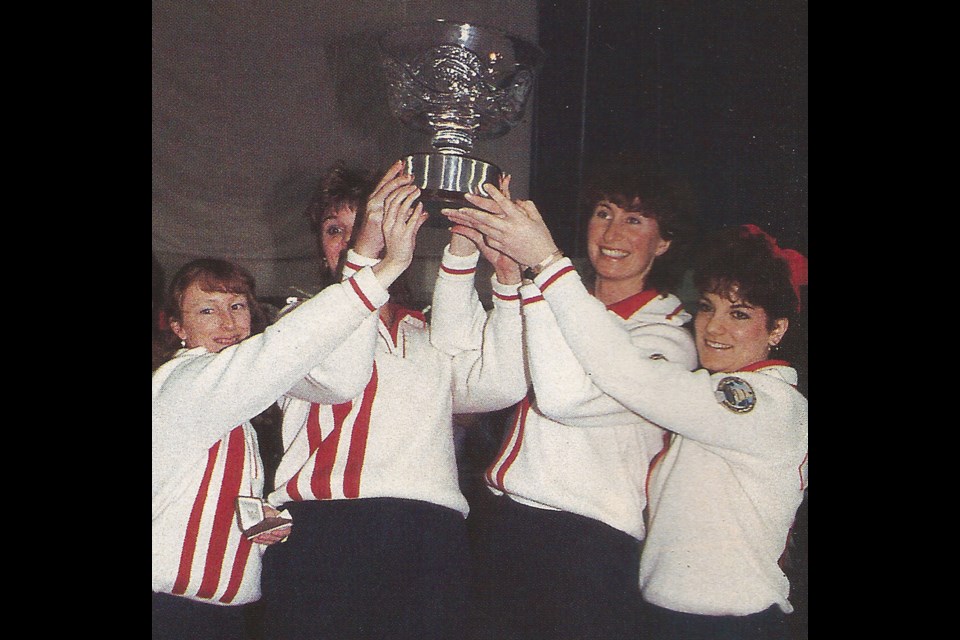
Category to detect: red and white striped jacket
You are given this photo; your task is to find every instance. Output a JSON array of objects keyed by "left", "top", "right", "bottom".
[
  {"left": 267, "top": 249, "right": 525, "bottom": 515},
  {"left": 153, "top": 268, "right": 389, "bottom": 604},
  {"left": 432, "top": 253, "right": 698, "bottom": 541}
]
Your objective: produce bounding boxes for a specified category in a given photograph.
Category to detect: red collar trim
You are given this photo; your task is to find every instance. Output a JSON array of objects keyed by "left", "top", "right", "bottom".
[
  {"left": 739, "top": 359, "right": 791, "bottom": 372},
  {"left": 605, "top": 289, "right": 660, "bottom": 320},
  {"left": 384, "top": 303, "right": 426, "bottom": 346}
]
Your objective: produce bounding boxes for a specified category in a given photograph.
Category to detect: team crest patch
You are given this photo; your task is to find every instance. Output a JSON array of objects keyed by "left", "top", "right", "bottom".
[{"left": 715, "top": 376, "right": 756, "bottom": 413}]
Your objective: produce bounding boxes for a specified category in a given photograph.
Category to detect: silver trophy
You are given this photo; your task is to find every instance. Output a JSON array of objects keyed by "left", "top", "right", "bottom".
[{"left": 379, "top": 20, "right": 544, "bottom": 217}]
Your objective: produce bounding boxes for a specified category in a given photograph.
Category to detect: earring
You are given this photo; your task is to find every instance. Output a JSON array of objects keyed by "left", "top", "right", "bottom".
[
  {"left": 770, "top": 342, "right": 780, "bottom": 352},
  {"left": 180, "top": 339, "right": 186, "bottom": 347}
]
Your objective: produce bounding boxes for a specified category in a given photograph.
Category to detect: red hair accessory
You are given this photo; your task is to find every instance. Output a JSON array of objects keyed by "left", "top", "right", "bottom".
[{"left": 739, "top": 224, "right": 807, "bottom": 312}]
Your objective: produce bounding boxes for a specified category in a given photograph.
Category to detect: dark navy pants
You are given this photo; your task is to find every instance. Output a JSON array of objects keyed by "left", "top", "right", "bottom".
[
  {"left": 151, "top": 591, "right": 249, "bottom": 640},
  {"left": 261, "top": 498, "right": 468, "bottom": 640},
  {"left": 466, "top": 493, "right": 641, "bottom": 640},
  {"left": 641, "top": 601, "right": 789, "bottom": 640}
]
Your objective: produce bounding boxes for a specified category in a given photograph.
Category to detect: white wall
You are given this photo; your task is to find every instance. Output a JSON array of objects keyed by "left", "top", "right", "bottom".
[{"left": 153, "top": 0, "right": 540, "bottom": 298}]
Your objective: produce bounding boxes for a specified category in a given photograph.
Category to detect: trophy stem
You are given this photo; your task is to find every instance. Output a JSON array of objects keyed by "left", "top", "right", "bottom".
[{"left": 428, "top": 111, "right": 479, "bottom": 154}]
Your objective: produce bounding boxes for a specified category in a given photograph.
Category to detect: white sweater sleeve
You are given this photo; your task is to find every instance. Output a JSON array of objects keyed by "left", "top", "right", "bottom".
[
  {"left": 428, "top": 245, "right": 527, "bottom": 412},
  {"left": 284, "top": 311, "right": 379, "bottom": 404},
  {"left": 429, "top": 244, "right": 487, "bottom": 355},
  {"left": 278, "top": 248, "right": 395, "bottom": 403},
  {"left": 535, "top": 263, "right": 805, "bottom": 452},
  {"left": 448, "top": 272, "right": 527, "bottom": 413},
  {"left": 521, "top": 258, "right": 696, "bottom": 428},
  {"left": 152, "top": 267, "right": 388, "bottom": 459}
]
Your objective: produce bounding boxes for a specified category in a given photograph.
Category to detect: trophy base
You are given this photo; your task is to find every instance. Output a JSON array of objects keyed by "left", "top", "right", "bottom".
[
  {"left": 402, "top": 152, "right": 502, "bottom": 228},
  {"left": 403, "top": 152, "right": 502, "bottom": 196}
]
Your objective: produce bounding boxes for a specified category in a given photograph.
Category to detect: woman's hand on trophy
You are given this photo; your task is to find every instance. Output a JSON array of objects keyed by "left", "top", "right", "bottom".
[
  {"left": 447, "top": 174, "right": 521, "bottom": 284},
  {"left": 355, "top": 160, "right": 417, "bottom": 259},
  {"left": 373, "top": 178, "right": 427, "bottom": 287},
  {"left": 442, "top": 183, "right": 559, "bottom": 270}
]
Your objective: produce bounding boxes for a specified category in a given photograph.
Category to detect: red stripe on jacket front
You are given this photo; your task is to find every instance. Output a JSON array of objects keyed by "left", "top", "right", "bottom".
[
  {"left": 343, "top": 363, "right": 378, "bottom": 498},
  {"left": 486, "top": 396, "right": 530, "bottom": 491},
  {"left": 172, "top": 440, "right": 222, "bottom": 595},
  {"left": 219, "top": 533, "right": 253, "bottom": 603},
  {"left": 645, "top": 430, "right": 673, "bottom": 507},
  {"left": 310, "top": 400, "right": 352, "bottom": 499},
  {"left": 196, "top": 427, "right": 247, "bottom": 599}
]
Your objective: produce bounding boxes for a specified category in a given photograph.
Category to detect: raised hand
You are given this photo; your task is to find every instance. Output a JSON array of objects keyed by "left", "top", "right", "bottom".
[
  {"left": 354, "top": 160, "right": 417, "bottom": 259},
  {"left": 447, "top": 174, "right": 522, "bottom": 284},
  {"left": 372, "top": 177, "right": 428, "bottom": 287},
  {"left": 442, "top": 183, "right": 560, "bottom": 269}
]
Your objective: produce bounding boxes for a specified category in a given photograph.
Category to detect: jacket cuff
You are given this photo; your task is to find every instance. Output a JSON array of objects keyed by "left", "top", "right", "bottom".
[
  {"left": 491, "top": 275, "right": 522, "bottom": 303},
  {"left": 439, "top": 244, "right": 481, "bottom": 279},
  {"left": 342, "top": 249, "right": 381, "bottom": 279},
  {"left": 532, "top": 256, "right": 578, "bottom": 292},
  {"left": 346, "top": 265, "right": 390, "bottom": 311}
]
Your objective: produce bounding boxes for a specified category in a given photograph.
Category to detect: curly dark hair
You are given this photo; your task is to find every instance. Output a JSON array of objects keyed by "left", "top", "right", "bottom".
[
  {"left": 693, "top": 226, "right": 800, "bottom": 328},
  {"left": 152, "top": 258, "right": 268, "bottom": 372},
  {"left": 305, "top": 162, "right": 418, "bottom": 309},
  {"left": 580, "top": 155, "right": 699, "bottom": 294},
  {"left": 693, "top": 225, "right": 806, "bottom": 370}
]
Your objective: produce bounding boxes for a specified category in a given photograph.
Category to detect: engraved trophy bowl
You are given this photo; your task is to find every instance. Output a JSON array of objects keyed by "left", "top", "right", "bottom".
[{"left": 379, "top": 20, "right": 545, "bottom": 222}]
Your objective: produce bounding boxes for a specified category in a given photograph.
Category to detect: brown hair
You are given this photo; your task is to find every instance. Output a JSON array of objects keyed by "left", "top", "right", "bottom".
[
  {"left": 305, "top": 163, "right": 419, "bottom": 309},
  {"left": 693, "top": 225, "right": 806, "bottom": 369},
  {"left": 152, "top": 258, "right": 267, "bottom": 371},
  {"left": 580, "top": 155, "right": 699, "bottom": 294}
]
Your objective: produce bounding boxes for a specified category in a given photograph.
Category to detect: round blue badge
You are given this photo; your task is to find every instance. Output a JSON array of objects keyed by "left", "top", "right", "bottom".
[{"left": 715, "top": 376, "right": 757, "bottom": 413}]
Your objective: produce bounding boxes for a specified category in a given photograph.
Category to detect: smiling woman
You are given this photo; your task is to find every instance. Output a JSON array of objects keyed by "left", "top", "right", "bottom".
[
  {"left": 502, "top": 223, "right": 808, "bottom": 640},
  {"left": 153, "top": 200, "right": 426, "bottom": 640},
  {"left": 169, "top": 271, "right": 256, "bottom": 353},
  {"left": 436, "top": 157, "right": 701, "bottom": 640},
  {"left": 154, "top": 259, "right": 268, "bottom": 367}
]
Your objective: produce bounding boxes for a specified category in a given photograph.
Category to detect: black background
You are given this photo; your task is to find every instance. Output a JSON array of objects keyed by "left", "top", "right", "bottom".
[{"left": 531, "top": 0, "right": 807, "bottom": 259}]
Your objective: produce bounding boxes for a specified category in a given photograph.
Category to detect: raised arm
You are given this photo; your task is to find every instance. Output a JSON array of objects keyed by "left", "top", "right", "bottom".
[
  {"left": 431, "top": 178, "right": 522, "bottom": 355},
  {"left": 154, "top": 183, "right": 426, "bottom": 448}
]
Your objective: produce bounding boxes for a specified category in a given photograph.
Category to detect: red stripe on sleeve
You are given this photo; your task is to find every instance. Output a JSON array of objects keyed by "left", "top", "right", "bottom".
[
  {"left": 521, "top": 295, "right": 545, "bottom": 306},
  {"left": 441, "top": 265, "right": 477, "bottom": 275},
  {"left": 348, "top": 276, "right": 376, "bottom": 312},
  {"left": 493, "top": 291, "right": 520, "bottom": 301},
  {"left": 172, "top": 440, "right": 222, "bottom": 595},
  {"left": 196, "top": 427, "right": 247, "bottom": 599},
  {"left": 539, "top": 265, "right": 575, "bottom": 291},
  {"left": 665, "top": 303, "right": 685, "bottom": 320},
  {"left": 343, "top": 364, "right": 378, "bottom": 498}
]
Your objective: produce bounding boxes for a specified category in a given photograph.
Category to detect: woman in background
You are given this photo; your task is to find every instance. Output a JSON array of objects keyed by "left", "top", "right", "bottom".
[{"left": 260, "top": 161, "right": 526, "bottom": 640}]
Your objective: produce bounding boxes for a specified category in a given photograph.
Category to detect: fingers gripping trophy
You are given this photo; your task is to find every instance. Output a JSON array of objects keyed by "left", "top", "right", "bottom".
[{"left": 379, "top": 19, "right": 545, "bottom": 223}]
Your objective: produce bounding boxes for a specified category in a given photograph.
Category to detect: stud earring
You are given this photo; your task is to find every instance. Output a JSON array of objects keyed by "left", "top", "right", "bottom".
[{"left": 180, "top": 339, "right": 186, "bottom": 347}]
